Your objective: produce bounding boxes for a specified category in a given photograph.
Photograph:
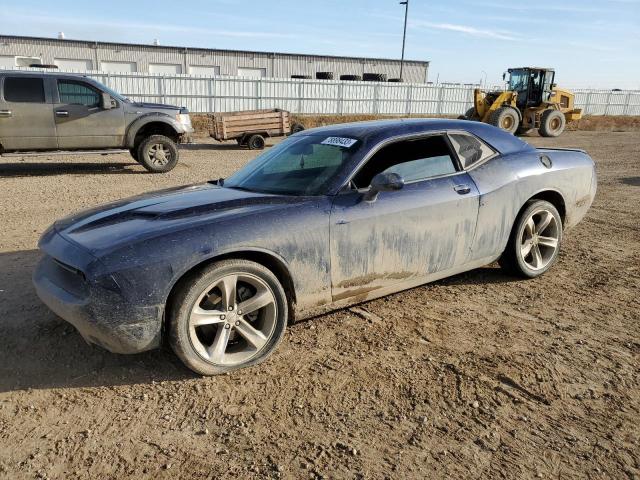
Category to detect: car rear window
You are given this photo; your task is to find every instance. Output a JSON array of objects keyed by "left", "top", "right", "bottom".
[{"left": 4, "top": 77, "right": 45, "bottom": 103}]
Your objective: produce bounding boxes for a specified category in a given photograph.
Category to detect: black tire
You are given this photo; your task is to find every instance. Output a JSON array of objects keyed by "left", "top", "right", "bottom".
[
  {"left": 129, "top": 148, "right": 138, "bottom": 161},
  {"left": 339, "top": 74, "right": 362, "bottom": 81},
  {"left": 136, "top": 135, "right": 179, "bottom": 173},
  {"left": 291, "top": 75, "right": 311, "bottom": 79},
  {"left": 247, "top": 134, "right": 265, "bottom": 150},
  {"left": 516, "top": 126, "right": 534, "bottom": 136},
  {"left": 290, "top": 122, "right": 305, "bottom": 134},
  {"left": 316, "top": 71, "right": 334, "bottom": 80},
  {"left": 388, "top": 78, "right": 403, "bottom": 83},
  {"left": 363, "top": 73, "right": 387, "bottom": 82},
  {"left": 169, "top": 259, "right": 288, "bottom": 375},
  {"left": 489, "top": 107, "right": 519, "bottom": 134},
  {"left": 499, "top": 200, "right": 563, "bottom": 279},
  {"left": 462, "top": 107, "right": 477, "bottom": 120},
  {"left": 538, "top": 110, "right": 566, "bottom": 137}
]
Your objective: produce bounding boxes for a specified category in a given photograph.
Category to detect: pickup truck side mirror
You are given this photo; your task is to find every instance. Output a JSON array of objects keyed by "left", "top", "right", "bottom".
[
  {"left": 101, "top": 93, "right": 114, "bottom": 110},
  {"left": 363, "top": 172, "right": 405, "bottom": 202}
]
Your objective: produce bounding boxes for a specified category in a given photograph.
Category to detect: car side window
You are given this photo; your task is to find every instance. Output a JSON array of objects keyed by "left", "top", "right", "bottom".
[
  {"left": 4, "top": 77, "right": 45, "bottom": 103},
  {"left": 352, "top": 135, "right": 457, "bottom": 188},
  {"left": 57, "top": 80, "right": 100, "bottom": 108},
  {"left": 448, "top": 132, "right": 495, "bottom": 169}
]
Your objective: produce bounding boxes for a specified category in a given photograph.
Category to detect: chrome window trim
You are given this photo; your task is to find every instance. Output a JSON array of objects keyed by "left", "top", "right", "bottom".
[
  {"left": 446, "top": 130, "right": 499, "bottom": 171},
  {"left": 342, "top": 130, "right": 462, "bottom": 189}
]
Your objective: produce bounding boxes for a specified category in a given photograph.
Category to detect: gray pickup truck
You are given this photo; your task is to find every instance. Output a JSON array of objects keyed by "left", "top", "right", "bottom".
[{"left": 0, "top": 71, "right": 193, "bottom": 172}]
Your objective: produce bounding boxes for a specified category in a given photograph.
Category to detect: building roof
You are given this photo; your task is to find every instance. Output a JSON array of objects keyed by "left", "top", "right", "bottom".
[{"left": 0, "top": 34, "right": 429, "bottom": 66}]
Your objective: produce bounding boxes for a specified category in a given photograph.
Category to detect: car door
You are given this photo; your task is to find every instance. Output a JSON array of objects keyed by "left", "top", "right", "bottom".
[
  {"left": 0, "top": 74, "right": 57, "bottom": 150},
  {"left": 329, "top": 134, "right": 480, "bottom": 302},
  {"left": 53, "top": 78, "right": 125, "bottom": 149}
]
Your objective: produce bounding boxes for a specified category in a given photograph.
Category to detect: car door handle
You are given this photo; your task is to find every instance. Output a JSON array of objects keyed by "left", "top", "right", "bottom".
[
  {"left": 454, "top": 184, "right": 471, "bottom": 195},
  {"left": 0, "top": 110, "right": 12, "bottom": 117},
  {"left": 55, "top": 110, "right": 69, "bottom": 117}
]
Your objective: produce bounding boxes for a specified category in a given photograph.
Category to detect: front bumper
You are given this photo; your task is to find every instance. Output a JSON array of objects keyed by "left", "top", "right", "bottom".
[{"left": 33, "top": 250, "right": 163, "bottom": 354}]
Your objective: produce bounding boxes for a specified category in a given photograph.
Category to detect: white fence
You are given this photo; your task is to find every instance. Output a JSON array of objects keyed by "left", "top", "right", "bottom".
[{"left": 16, "top": 69, "right": 640, "bottom": 116}]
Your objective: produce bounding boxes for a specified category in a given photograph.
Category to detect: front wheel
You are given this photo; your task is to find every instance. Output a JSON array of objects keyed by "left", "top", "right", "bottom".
[
  {"left": 247, "top": 134, "right": 265, "bottom": 150},
  {"left": 489, "top": 107, "right": 519, "bottom": 134},
  {"left": 499, "top": 200, "right": 563, "bottom": 278},
  {"left": 169, "top": 259, "right": 288, "bottom": 375},
  {"left": 137, "top": 135, "right": 179, "bottom": 173}
]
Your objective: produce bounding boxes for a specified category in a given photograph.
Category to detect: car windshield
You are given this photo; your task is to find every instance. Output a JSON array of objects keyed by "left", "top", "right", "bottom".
[{"left": 223, "top": 135, "right": 361, "bottom": 195}]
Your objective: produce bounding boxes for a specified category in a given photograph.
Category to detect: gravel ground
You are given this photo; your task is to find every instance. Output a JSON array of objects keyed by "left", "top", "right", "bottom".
[{"left": 0, "top": 131, "right": 638, "bottom": 479}]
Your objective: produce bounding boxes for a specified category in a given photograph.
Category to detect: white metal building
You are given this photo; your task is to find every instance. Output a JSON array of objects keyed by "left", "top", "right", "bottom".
[{"left": 0, "top": 35, "right": 429, "bottom": 83}]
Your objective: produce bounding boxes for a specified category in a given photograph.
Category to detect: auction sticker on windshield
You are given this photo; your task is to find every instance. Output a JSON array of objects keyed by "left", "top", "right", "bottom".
[{"left": 320, "top": 137, "right": 358, "bottom": 148}]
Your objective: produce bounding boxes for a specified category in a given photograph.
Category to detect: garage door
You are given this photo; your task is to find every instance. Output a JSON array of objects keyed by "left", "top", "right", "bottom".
[
  {"left": 189, "top": 65, "right": 220, "bottom": 76},
  {"left": 0, "top": 56, "right": 15, "bottom": 69},
  {"left": 101, "top": 61, "right": 137, "bottom": 73},
  {"left": 54, "top": 58, "right": 93, "bottom": 71},
  {"left": 149, "top": 63, "right": 182, "bottom": 74},
  {"left": 237, "top": 67, "right": 266, "bottom": 78}
]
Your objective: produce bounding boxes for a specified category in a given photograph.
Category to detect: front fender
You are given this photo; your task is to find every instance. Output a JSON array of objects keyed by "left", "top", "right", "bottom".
[{"left": 125, "top": 113, "right": 186, "bottom": 147}]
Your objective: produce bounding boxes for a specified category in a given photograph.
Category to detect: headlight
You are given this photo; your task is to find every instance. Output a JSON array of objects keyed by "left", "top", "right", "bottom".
[{"left": 176, "top": 113, "right": 192, "bottom": 126}]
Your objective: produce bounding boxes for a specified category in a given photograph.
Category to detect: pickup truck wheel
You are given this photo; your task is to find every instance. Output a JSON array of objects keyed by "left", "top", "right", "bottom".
[
  {"left": 499, "top": 200, "right": 563, "bottom": 278},
  {"left": 169, "top": 259, "right": 288, "bottom": 375},
  {"left": 247, "top": 134, "right": 265, "bottom": 150},
  {"left": 137, "top": 135, "right": 179, "bottom": 173}
]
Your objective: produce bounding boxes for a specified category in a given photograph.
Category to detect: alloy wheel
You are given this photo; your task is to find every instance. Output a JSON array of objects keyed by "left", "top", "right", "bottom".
[
  {"left": 188, "top": 273, "right": 277, "bottom": 366},
  {"left": 148, "top": 143, "right": 171, "bottom": 166},
  {"left": 519, "top": 209, "right": 560, "bottom": 271}
]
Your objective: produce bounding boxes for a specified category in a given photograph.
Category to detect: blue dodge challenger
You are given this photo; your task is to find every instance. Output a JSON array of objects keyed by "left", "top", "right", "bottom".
[{"left": 33, "top": 119, "right": 597, "bottom": 375}]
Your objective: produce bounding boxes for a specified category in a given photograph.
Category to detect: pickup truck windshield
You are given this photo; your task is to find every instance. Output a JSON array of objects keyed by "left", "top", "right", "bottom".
[
  {"left": 96, "top": 81, "right": 130, "bottom": 103},
  {"left": 223, "top": 135, "right": 360, "bottom": 195}
]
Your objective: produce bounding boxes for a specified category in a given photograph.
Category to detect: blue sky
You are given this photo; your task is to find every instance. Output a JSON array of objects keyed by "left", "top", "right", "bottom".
[{"left": 2, "top": 0, "right": 639, "bottom": 88}]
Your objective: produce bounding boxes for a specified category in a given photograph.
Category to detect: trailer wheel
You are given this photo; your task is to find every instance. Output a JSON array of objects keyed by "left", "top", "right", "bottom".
[
  {"left": 290, "top": 123, "right": 305, "bottom": 134},
  {"left": 247, "top": 134, "right": 265, "bottom": 150},
  {"left": 539, "top": 110, "right": 566, "bottom": 137}
]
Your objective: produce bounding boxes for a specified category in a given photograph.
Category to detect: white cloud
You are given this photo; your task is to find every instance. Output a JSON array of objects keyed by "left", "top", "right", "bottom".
[{"left": 410, "top": 20, "right": 519, "bottom": 41}]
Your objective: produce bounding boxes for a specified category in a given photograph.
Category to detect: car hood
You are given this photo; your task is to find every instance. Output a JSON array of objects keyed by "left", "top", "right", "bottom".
[
  {"left": 53, "top": 183, "right": 310, "bottom": 255},
  {"left": 132, "top": 102, "right": 182, "bottom": 111}
]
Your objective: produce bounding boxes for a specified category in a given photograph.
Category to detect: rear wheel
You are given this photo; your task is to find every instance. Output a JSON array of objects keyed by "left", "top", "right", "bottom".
[
  {"left": 539, "top": 110, "right": 566, "bottom": 137},
  {"left": 169, "top": 259, "right": 288, "bottom": 375},
  {"left": 137, "top": 135, "right": 179, "bottom": 173},
  {"left": 247, "top": 134, "right": 265, "bottom": 150},
  {"left": 499, "top": 200, "right": 563, "bottom": 278},
  {"left": 489, "top": 107, "right": 519, "bottom": 134}
]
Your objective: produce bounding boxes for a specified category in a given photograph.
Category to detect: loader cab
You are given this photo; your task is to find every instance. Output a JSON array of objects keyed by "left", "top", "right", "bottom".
[{"left": 508, "top": 68, "right": 555, "bottom": 109}]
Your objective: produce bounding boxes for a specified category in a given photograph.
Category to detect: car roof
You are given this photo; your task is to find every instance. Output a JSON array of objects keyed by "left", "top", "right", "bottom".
[
  {"left": 0, "top": 70, "right": 94, "bottom": 81},
  {"left": 299, "top": 118, "right": 533, "bottom": 155}
]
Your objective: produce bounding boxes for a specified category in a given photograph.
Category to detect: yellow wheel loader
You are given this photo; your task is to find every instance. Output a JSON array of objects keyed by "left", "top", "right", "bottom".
[{"left": 461, "top": 67, "right": 582, "bottom": 137}]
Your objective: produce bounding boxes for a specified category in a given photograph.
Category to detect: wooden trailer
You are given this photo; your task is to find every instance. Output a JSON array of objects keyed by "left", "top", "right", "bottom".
[{"left": 209, "top": 109, "right": 304, "bottom": 149}]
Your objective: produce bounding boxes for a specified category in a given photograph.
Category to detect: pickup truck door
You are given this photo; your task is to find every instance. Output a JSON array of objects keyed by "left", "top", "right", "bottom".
[
  {"left": 53, "top": 78, "right": 125, "bottom": 149},
  {"left": 329, "top": 134, "right": 480, "bottom": 302},
  {"left": 0, "top": 75, "right": 57, "bottom": 150}
]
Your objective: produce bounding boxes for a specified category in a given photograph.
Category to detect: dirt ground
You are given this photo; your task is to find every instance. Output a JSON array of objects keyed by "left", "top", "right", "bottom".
[{"left": 0, "top": 131, "right": 638, "bottom": 479}]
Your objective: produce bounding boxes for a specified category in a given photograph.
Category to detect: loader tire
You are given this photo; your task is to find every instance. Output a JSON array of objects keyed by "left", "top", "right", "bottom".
[
  {"left": 363, "top": 73, "right": 387, "bottom": 82},
  {"left": 539, "top": 110, "right": 566, "bottom": 137},
  {"left": 316, "top": 72, "right": 334, "bottom": 80},
  {"left": 489, "top": 107, "right": 519, "bottom": 134},
  {"left": 463, "top": 107, "right": 477, "bottom": 120},
  {"left": 340, "top": 74, "right": 362, "bottom": 81}
]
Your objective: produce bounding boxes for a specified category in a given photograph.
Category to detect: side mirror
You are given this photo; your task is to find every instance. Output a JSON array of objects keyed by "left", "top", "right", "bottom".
[
  {"left": 363, "top": 172, "right": 404, "bottom": 202},
  {"left": 101, "top": 93, "right": 114, "bottom": 109}
]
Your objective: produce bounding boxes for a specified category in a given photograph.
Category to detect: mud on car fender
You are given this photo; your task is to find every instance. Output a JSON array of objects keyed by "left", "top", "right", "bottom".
[{"left": 125, "top": 114, "right": 186, "bottom": 148}]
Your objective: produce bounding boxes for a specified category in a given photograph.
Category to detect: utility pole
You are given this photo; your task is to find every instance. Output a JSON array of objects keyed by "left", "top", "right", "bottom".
[{"left": 399, "top": 0, "right": 409, "bottom": 81}]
